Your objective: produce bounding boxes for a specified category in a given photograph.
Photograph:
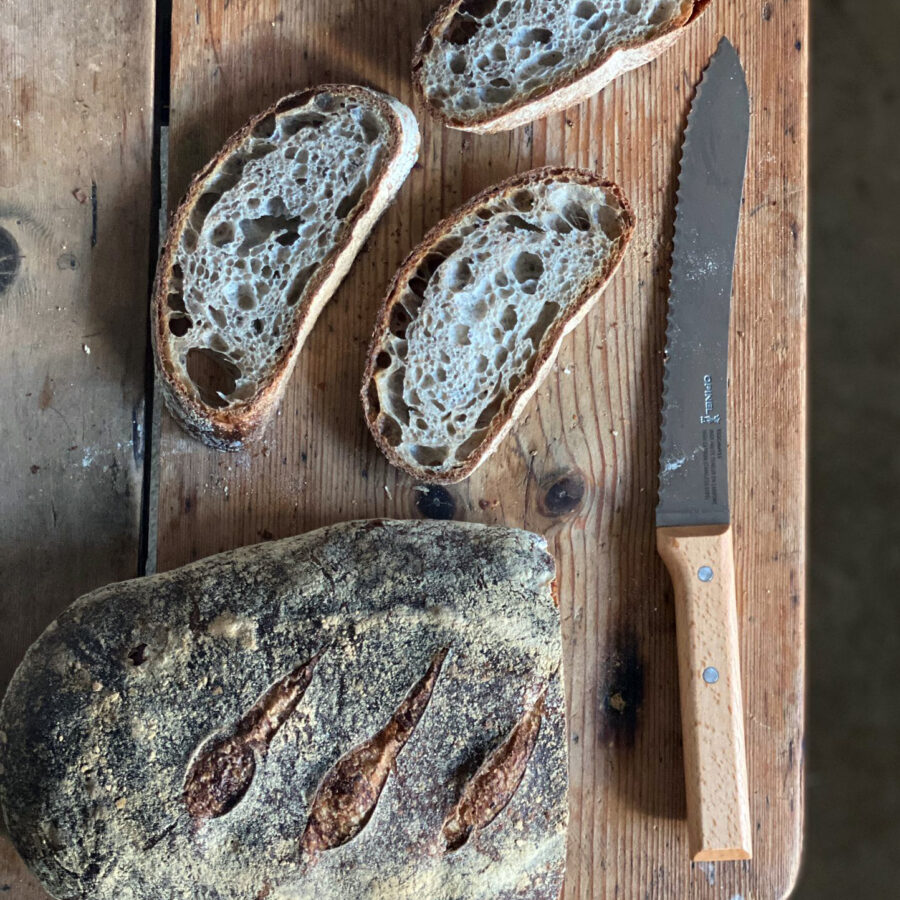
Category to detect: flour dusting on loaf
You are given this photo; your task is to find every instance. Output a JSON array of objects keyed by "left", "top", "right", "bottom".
[{"left": 0, "top": 520, "right": 566, "bottom": 900}]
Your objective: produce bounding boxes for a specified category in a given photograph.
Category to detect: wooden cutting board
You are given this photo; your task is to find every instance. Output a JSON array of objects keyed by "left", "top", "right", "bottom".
[{"left": 1, "top": 1, "right": 806, "bottom": 897}]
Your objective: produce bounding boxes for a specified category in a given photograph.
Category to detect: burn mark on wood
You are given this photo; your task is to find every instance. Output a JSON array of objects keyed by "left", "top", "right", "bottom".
[
  {"left": 302, "top": 648, "right": 447, "bottom": 855},
  {"left": 0, "top": 227, "right": 21, "bottom": 295},
  {"left": 184, "top": 651, "right": 322, "bottom": 820},
  {"left": 415, "top": 485, "right": 456, "bottom": 520},
  {"left": 598, "top": 631, "right": 643, "bottom": 746},
  {"left": 540, "top": 472, "right": 585, "bottom": 518}
]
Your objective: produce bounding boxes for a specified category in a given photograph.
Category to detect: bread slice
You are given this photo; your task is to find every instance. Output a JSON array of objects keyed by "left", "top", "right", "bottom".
[
  {"left": 413, "top": 0, "right": 710, "bottom": 133},
  {"left": 152, "top": 86, "right": 420, "bottom": 450},
  {"left": 0, "top": 520, "right": 566, "bottom": 900},
  {"left": 362, "top": 167, "right": 634, "bottom": 483}
]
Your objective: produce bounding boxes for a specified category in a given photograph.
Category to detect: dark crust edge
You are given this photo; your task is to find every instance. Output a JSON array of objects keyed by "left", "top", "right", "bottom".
[
  {"left": 411, "top": 0, "right": 710, "bottom": 132},
  {"left": 151, "top": 85, "right": 415, "bottom": 451},
  {"left": 359, "top": 166, "right": 635, "bottom": 484}
]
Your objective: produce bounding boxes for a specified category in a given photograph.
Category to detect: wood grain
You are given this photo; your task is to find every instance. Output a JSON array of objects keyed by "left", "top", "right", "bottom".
[
  {"left": 155, "top": 1, "right": 808, "bottom": 897},
  {"left": 0, "top": 0, "right": 156, "bottom": 896}
]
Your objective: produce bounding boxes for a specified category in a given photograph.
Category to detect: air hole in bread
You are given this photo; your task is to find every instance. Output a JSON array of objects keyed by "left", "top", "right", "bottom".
[
  {"left": 449, "top": 52, "right": 467, "bottom": 74},
  {"left": 537, "top": 50, "right": 564, "bottom": 67},
  {"left": 252, "top": 114, "right": 277, "bottom": 139},
  {"left": 489, "top": 43, "right": 507, "bottom": 62},
  {"left": 351, "top": 107, "right": 382, "bottom": 143},
  {"left": 511, "top": 190, "right": 535, "bottom": 212},
  {"left": 547, "top": 214, "right": 572, "bottom": 235},
  {"left": 445, "top": 14, "right": 480, "bottom": 46},
  {"left": 210, "top": 221, "right": 236, "bottom": 247},
  {"left": 595, "top": 203, "right": 624, "bottom": 239},
  {"left": 475, "top": 393, "right": 505, "bottom": 429},
  {"left": 588, "top": 11, "right": 609, "bottom": 31},
  {"left": 380, "top": 414, "right": 402, "bottom": 446},
  {"left": 505, "top": 214, "right": 543, "bottom": 233},
  {"left": 286, "top": 264, "right": 317, "bottom": 306},
  {"left": 169, "top": 315, "right": 192, "bottom": 337},
  {"left": 411, "top": 445, "right": 450, "bottom": 466},
  {"left": 573, "top": 0, "right": 597, "bottom": 18},
  {"left": 314, "top": 92, "right": 335, "bottom": 112},
  {"left": 168, "top": 290, "right": 187, "bottom": 314},
  {"left": 211, "top": 334, "right": 231, "bottom": 354},
  {"left": 236, "top": 214, "right": 303, "bottom": 257},
  {"left": 235, "top": 284, "right": 256, "bottom": 310},
  {"left": 462, "top": 0, "right": 498, "bottom": 15},
  {"left": 525, "top": 301, "right": 560, "bottom": 347},
  {"left": 511, "top": 251, "right": 544, "bottom": 284},
  {"left": 246, "top": 141, "right": 277, "bottom": 161},
  {"left": 561, "top": 201, "right": 591, "bottom": 231},
  {"left": 479, "top": 81, "right": 513, "bottom": 104},
  {"left": 275, "top": 229, "right": 300, "bottom": 246},
  {"left": 335, "top": 177, "right": 367, "bottom": 219},
  {"left": 186, "top": 347, "right": 241, "bottom": 408},
  {"left": 512, "top": 26, "right": 552, "bottom": 46},
  {"left": 209, "top": 306, "right": 227, "bottom": 329},
  {"left": 389, "top": 304, "right": 412, "bottom": 339},
  {"left": 500, "top": 304, "right": 518, "bottom": 331},
  {"left": 625, "top": 0, "right": 640, "bottom": 13},
  {"left": 449, "top": 258, "right": 474, "bottom": 290},
  {"left": 181, "top": 227, "right": 198, "bottom": 253},
  {"left": 190, "top": 194, "right": 220, "bottom": 234}
]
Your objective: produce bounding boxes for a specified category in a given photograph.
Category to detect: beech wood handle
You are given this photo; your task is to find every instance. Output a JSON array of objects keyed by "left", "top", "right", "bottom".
[{"left": 657, "top": 524, "right": 752, "bottom": 861}]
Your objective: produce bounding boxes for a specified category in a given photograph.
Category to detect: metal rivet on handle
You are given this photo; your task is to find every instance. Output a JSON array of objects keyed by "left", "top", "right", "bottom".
[
  {"left": 698, "top": 565, "right": 714, "bottom": 582},
  {"left": 702, "top": 666, "right": 719, "bottom": 684}
]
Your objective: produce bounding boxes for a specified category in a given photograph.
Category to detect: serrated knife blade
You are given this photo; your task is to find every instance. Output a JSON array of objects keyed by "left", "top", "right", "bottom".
[
  {"left": 655, "top": 37, "right": 752, "bottom": 862},
  {"left": 657, "top": 37, "right": 749, "bottom": 529}
]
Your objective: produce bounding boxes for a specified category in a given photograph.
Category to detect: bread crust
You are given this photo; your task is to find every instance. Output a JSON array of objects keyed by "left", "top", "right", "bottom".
[
  {"left": 0, "top": 520, "right": 566, "bottom": 900},
  {"left": 152, "top": 86, "right": 420, "bottom": 450},
  {"left": 361, "top": 167, "right": 635, "bottom": 483},
  {"left": 412, "top": 0, "right": 711, "bottom": 134}
]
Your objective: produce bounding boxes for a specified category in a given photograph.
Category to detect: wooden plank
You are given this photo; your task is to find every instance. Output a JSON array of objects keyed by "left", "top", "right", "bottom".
[
  {"left": 157, "top": 1, "right": 806, "bottom": 896},
  {"left": 0, "top": 1, "right": 156, "bottom": 896}
]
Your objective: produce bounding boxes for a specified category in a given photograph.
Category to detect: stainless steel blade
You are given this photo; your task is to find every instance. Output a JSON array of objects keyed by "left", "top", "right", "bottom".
[{"left": 657, "top": 38, "right": 750, "bottom": 529}]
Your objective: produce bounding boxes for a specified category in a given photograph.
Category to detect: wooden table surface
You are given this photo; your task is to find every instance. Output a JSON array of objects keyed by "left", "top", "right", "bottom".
[{"left": 1, "top": 1, "right": 807, "bottom": 897}]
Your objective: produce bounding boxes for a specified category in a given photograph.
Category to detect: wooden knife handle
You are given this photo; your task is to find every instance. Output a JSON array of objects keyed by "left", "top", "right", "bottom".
[{"left": 657, "top": 524, "right": 752, "bottom": 861}]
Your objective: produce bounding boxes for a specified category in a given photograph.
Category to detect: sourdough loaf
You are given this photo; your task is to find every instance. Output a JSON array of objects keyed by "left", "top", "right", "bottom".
[
  {"left": 413, "top": 0, "right": 710, "bottom": 133},
  {"left": 152, "top": 86, "right": 419, "bottom": 450},
  {"left": 362, "top": 167, "right": 634, "bottom": 483},
  {"left": 0, "top": 520, "right": 566, "bottom": 899}
]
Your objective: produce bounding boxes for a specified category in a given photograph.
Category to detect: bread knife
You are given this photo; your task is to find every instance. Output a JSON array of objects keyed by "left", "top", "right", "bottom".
[{"left": 656, "top": 37, "right": 752, "bottom": 861}]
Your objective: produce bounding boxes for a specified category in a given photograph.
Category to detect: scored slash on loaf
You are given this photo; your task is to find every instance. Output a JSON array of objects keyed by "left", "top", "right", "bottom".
[{"left": 0, "top": 520, "right": 567, "bottom": 900}]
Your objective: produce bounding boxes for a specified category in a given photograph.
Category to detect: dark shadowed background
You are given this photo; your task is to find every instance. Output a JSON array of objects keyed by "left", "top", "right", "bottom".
[{"left": 796, "top": 1, "right": 900, "bottom": 895}]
